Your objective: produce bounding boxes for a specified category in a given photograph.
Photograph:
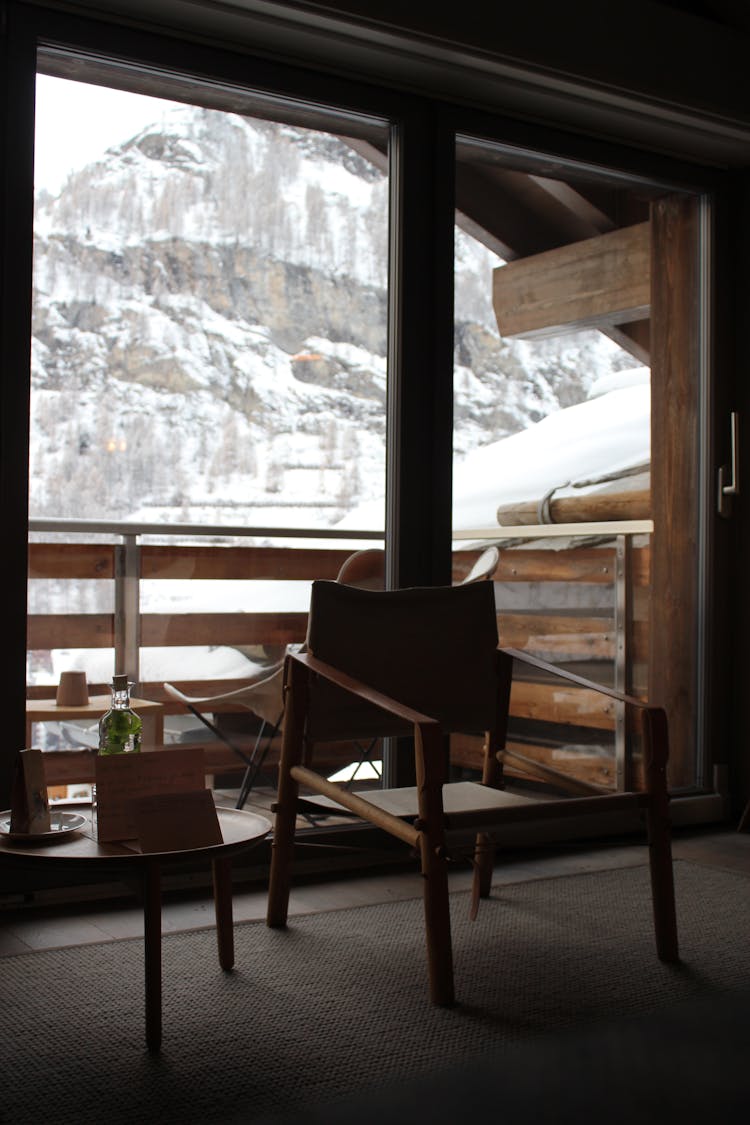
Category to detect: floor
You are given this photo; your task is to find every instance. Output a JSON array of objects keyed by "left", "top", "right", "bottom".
[{"left": 1, "top": 809, "right": 749, "bottom": 958}]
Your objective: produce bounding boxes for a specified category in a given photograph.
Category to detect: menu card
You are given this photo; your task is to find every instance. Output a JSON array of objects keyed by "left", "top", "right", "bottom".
[
  {"left": 132, "top": 789, "right": 222, "bottom": 853},
  {"left": 10, "top": 749, "right": 51, "bottom": 835},
  {"left": 95, "top": 748, "right": 209, "bottom": 844}
]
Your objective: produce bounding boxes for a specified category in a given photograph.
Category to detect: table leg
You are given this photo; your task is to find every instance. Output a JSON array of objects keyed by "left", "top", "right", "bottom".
[
  {"left": 143, "top": 859, "right": 162, "bottom": 1052},
  {"left": 212, "top": 856, "right": 234, "bottom": 970}
]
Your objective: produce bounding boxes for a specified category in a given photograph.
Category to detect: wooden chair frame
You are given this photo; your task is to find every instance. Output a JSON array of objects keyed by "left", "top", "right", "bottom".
[{"left": 267, "top": 586, "right": 678, "bottom": 1007}]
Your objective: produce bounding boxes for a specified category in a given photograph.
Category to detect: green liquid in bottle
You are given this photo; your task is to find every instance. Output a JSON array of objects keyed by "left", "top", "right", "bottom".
[
  {"left": 92, "top": 675, "right": 141, "bottom": 836},
  {"left": 98, "top": 675, "right": 142, "bottom": 755}
]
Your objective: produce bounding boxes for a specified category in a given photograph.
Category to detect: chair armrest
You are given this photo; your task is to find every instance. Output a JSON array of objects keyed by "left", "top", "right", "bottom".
[{"left": 289, "top": 650, "right": 439, "bottom": 729}]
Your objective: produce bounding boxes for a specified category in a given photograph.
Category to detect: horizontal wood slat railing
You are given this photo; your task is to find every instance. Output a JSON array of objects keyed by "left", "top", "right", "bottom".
[
  {"left": 493, "top": 545, "right": 649, "bottom": 585},
  {"left": 509, "top": 679, "right": 616, "bottom": 729},
  {"left": 27, "top": 609, "right": 648, "bottom": 667},
  {"left": 28, "top": 542, "right": 116, "bottom": 580},
  {"left": 27, "top": 543, "right": 356, "bottom": 581},
  {"left": 27, "top": 612, "right": 647, "bottom": 664},
  {"left": 498, "top": 613, "right": 648, "bottom": 662},
  {"left": 449, "top": 734, "right": 617, "bottom": 792},
  {"left": 28, "top": 536, "right": 650, "bottom": 793}
]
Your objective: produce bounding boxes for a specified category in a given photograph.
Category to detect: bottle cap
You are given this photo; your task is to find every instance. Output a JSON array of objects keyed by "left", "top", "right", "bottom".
[{"left": 112, "top": 674, "right": 129, "bottom": 691}]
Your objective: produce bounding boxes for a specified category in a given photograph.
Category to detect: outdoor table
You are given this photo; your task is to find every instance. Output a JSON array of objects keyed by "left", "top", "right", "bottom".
[
  {"left": 0, "top": 806, "right": 270, "bottom": 1050},
  {"left": 26, "top": 696, "right": 165, "bottom": 748}
]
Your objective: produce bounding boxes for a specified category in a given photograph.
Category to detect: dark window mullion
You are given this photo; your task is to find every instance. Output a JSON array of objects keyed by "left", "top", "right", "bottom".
[
  {"left": 386, "top": 104, "right": 455, "bottom": 591},
  {"left": 1, "top": 5, "right": 36, "bottom": 805},
  {"left": 383, "top": 105, "right": 455, "bottom": 788}
]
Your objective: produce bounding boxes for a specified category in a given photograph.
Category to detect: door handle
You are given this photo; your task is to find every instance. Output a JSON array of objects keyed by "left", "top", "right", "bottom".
[{"left": 718, "top": 411, "right": 740, "bottom": 518}]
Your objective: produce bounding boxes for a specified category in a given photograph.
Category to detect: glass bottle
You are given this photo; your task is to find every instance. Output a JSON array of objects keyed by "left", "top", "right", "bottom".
[
  {"left": 98, "top": 675, "right": 142, "bottom": 755},
  {"left": 91, "top": 676, "right": 142, "bottom": 836}
]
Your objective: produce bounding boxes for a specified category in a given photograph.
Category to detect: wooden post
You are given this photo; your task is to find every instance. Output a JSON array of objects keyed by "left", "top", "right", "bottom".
[{"left": 649, "top": 195, "right": 701, "bottom": 789}]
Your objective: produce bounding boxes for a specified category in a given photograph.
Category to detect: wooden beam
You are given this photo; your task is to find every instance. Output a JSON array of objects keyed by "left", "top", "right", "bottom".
[
  {"left": 492, "top": 222, "right": 650, "bottom": 338},
  {"left": 496, "top": 486, "right": 651, "bottom": 527},
  {"left": 649, "top": 195, "right": 701, "bottom": 789},
  {"left": 604, "top": 318, "right": 651, "bottom": 365},
  {"left": 455, "top": 163, "right": 604, "bottom": 260}
]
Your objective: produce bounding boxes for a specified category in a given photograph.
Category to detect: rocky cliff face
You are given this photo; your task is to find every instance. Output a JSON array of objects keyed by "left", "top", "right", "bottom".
[{"left": 30, "top": 105, "right": 631, "bottom": 529}]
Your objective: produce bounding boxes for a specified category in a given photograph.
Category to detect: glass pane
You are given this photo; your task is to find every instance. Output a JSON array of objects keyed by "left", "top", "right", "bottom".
[
  {"left": 29, "top": 72, "right": 389, "bottom": 800},
  {"left": 452, "top": 135, "right": 701, "bottom": 795}
]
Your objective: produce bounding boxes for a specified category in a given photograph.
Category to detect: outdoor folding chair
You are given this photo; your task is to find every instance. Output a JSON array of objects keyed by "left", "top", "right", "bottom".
[{"left": 163, "top": 547, "right": 390, "bottom": 807}]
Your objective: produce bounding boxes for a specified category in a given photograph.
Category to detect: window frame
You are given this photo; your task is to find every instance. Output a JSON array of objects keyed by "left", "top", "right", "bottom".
[{"left": 1, "top": 1, "right": 730, "bottom": 818}]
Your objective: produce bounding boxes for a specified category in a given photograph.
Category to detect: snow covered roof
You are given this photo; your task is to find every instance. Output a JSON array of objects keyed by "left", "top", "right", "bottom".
[
  {"left": 335, "top": 366, "right": 650, "bottom": 538},
  {"left": 452, "top": 366, "right": 649, "bottom": 530}
]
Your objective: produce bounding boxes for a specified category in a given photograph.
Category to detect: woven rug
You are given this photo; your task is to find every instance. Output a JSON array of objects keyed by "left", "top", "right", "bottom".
[{"left": 2, "top": 859, "right": 750, "bottom": 1125}]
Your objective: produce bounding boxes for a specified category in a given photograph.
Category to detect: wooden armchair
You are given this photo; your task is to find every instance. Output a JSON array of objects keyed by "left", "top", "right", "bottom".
[{"left": 267, "top": 579, "right": 678, "bottom": 1007}]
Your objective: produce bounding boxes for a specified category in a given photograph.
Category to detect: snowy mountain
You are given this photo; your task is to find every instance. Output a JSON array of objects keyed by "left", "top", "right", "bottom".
[{"left": 30, "top": 103, "right": 638, "bottom": 534}]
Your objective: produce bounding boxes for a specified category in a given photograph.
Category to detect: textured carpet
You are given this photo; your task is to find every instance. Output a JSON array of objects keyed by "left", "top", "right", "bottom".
[{"left": 2, "top": 859, "right": 750, "bottom": 1125}]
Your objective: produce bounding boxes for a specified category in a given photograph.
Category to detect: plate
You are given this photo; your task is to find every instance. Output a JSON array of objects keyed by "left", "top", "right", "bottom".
[{"left": 0, "top": 810, "right": 88, "bottom": 843}]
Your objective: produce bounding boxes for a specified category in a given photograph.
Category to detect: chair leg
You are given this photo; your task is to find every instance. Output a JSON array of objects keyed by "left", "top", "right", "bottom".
[
  {"left": 345, "top": 737, "right": 381, "bottom": 789},
  {"left": 185, "top": 703, "right": 255, "bottom": 769},
  {"left": 236, "top": 714, "right": 282, "bottom": 810},
  {"left": 738, "top": 799, "right": 750, "bottom": 832},
  {"left": 267, "top": 662, "right": 306, "bottom": 929},
  {"left": 420, "top": 835, "right": 454, "bottom": 1006},
  {"left": 646, "top": 801, "right": 679, "bottom": 962},
  {"left": 415, "top": 722, "right": 455, "bottom": 1006},
  {"left": 236, "top": 720, "right": 269, "bottom": 810},
  {"left": 643, "top": 708, "right": 679, "bottom": 962},
  {"left": 469, "top": 832, "right": 494, "bottom": 921}
]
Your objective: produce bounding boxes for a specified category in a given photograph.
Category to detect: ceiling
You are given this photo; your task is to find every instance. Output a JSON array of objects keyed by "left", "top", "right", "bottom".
[
  {"left": 656, "top": 1, "right": 750, "bottom": 34},
  {"left": 32, "top": 1, "right": 750, "bottom": 167}
]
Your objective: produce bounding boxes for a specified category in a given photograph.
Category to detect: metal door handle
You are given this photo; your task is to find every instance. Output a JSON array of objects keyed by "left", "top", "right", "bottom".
[{"left": 718, "top": 411, "right": 740, "bottom": 517}]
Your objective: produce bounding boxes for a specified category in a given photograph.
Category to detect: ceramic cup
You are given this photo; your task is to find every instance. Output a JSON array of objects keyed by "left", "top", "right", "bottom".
[{"left": 56, "top": 670, "right": 89, "bottom": 707}]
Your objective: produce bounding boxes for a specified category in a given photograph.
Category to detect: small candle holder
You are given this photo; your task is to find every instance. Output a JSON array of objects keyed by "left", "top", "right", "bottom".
[{"left": 56, "top": 671, "right": 89, "bottom": 707}]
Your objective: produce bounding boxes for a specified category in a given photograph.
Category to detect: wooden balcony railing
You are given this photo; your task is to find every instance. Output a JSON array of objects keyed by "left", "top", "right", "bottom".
[{"left": 28, "top": 518, "right": 651, "bottom": 794}]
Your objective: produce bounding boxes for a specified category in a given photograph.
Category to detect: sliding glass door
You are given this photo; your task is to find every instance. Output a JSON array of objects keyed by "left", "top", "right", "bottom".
[
  {"left": 1, "top": 5, "right": 717, "bottom": 823},
  {"left": 451, "top": 132, "right": 707, "bottom": 794},
  {"left": 28, "top": 57, "right": 392, "bottom": 796}
]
